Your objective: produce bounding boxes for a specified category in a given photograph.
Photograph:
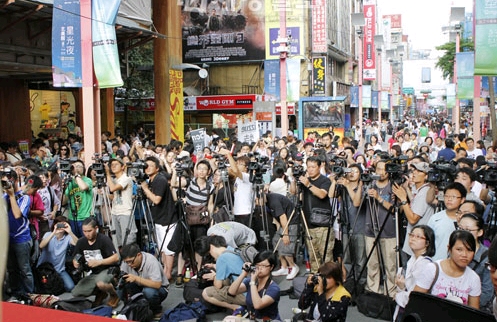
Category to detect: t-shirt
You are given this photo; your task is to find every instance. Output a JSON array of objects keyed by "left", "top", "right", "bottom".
[
  {"left": 417, "top": 260, "right": 481, "bottom": 306},
  {"left": 73, "top": 233, "right": 117, "bottom": 274},
  {"left": 266, "top": 193, "right": 298, "bottom": 225},
  {"left": 302, "top": 175, "right": 332, "bottom": 229},
  {"left": 207, "top": 222, "right": 257, "bottom": 248},
  {"left": 427, "top": 210, "right": 456, "bottom": 261},
  {"left": 437, "top": 148, "right": 456, "bottom": 161},
  {"left": 243, "top": 278, "right": 281, "bottom": 320},
  {"left": 467, "top": 148, "right": 483, "bottom": 159},
  {"left": 6, "top": 192, "right": 31, "bottom": 244},
  {"left": 64, "top": 176, "right": 93, "bottom": 221},
  {"left": 120, "top": 251, "right": 169, "bottom": 287},
  {"left": 148, "top": 173, "right": 177, "bottom": 226},
  {"left": 111, "top": 174, "right": 133, "bottom": 216},
  {"left": 342, "top": 185, "right": 366, "bottom": 235},
  {"left": 216, "top": 248, "right": 244, "bottom": 283},
  {"left": 37, "top": 232, "right": 72, "bottom": 272},
  {"left": 233, "top": 172, "right": 253, "bottom": 215},
  {"left": 365, "top": 181, "right": 396, "bottom": 238}
]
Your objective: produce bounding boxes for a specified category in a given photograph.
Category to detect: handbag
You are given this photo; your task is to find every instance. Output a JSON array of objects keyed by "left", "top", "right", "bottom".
[
  {"left": 309, "top": 207, "right": 332, "bottom": 227},
  {"left": 356, "top": 291, "right": 396, "bottom": 321},
  {"left": 185, "top": 204, "right": 211, "bottom": 226}
]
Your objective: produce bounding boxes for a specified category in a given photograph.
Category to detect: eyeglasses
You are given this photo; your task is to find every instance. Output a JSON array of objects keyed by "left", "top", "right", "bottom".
[
  {"left": 456, "top": 226, "right": 480, "bottom": 232},
  {"left": 255, "top": 264, "right": 271, "bottom": 269},
  {"left": 444, "top": 195, "right": 462, "bottom": 200},
  {"left": 61, "top": 148, "right": 68, "bottom": 151},
  {"left": 124, "top": 254, "right": 138, "bottom": 265},
  {"left": 485, "top": 262, "right": 497, "bottom": 273},
  {"left": 408, "top": 233, "right": 426, "bottom": 240}
]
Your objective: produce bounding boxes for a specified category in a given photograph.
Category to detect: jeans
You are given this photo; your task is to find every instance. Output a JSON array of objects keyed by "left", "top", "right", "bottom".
[
  {"left": 60, "top": 270, "right": 75, "bottom": 292},
  {"left": 69, "top": 219, "right": 84, "bottom": 238},
  {"left": 118, "top": 282, "right": 168, "bottom": 313},
  {"left": 7, "top": 240, "right": 34, "bottom": 294}
]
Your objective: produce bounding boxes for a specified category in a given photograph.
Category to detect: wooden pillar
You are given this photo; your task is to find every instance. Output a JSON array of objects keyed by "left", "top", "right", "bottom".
[
  {"left": 100, "top": 88, "right": 115, "bottom": 135},
  {"left": 153, "top": 0, "right": 182, "bottom": 145}
]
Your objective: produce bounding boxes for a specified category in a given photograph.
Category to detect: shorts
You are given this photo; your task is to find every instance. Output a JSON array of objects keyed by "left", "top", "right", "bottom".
[
  {"left": 155, "top": 223, "right": 176, "bottom": 256},
  {"left": 272, "top": 224, "right": 298, "bottom": 257},
  {"left": 71, "top": 270, "right": 114, "bottom": 297},
  {"left": 204, "top": 285, "right": 246, "bottom": 306}
]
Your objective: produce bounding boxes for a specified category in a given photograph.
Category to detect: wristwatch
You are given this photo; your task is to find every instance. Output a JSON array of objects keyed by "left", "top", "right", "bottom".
[
  {"left": 249, "top": 281, "right": 256, "bottom": 286},
  {"left": 308, "top": 184, "right": 313, "bottom": 189},
  {"left": 400, "top": 200, "right": 408, "bottom": 206}
]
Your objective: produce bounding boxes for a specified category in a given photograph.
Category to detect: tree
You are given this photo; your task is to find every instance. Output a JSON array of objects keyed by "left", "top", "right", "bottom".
[{"left": 435, "top": 39, "right": 474, "bottom": 81}]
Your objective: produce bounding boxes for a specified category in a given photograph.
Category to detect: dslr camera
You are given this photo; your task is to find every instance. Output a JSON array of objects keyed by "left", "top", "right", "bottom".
[
  {"left": 1, "top": 167, "right": 14, "bottom": 190},
  {"left": 243, "top": 263, "right": 256, "bottom": 273},
  {"left": 197, "top": 266, "right": 215, "bottom": 289}
]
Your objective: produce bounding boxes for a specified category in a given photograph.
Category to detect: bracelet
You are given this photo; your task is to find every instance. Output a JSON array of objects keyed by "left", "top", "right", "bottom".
[{"left": 400, "top": 200, "right": 408, "bottom": 206}]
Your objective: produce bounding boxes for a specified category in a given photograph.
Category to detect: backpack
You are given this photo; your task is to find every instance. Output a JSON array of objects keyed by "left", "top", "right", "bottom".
[
  {"left": 52, "top": 297, "right": 93, "bottom": 312},
  {"left": 227, "top": 244, "right": 259, "bottom": 263},
  {"left": 119, "top": 292, "right": 154, "bottom": 322},
  {"left": 159, "top": 301, "right": 206, "bottom": 322},
  {"left": 34, "top": 262, "right": 65, "bottom": 295},
  {"left": 82, "top": 305, "right": 113, "bottom": 317}
]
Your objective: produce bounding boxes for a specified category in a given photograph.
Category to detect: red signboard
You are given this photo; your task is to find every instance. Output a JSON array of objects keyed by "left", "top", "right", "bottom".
[
  {"left": 275, "top": 103, "right": 295, "bottom": 115},
  {"left": 312, "top": 0, "right": 327, "bottom": 53},
  {"left": 195, "top": 94, "right": 258, "bottom": 110},
  {"left": 363, "top": 0, "right": 376, "bottom": 81},
  {"left": 383, "top": 14, "right": 402, "bottom": 29}
]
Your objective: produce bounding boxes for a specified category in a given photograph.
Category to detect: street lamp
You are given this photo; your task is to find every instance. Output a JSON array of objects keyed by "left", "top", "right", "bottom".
[
  {"left": 374, "top": 35, "right": 384, "bottom": 124},
  {"left": 351, "top": 12, "right": 365, "bottom": 143},
  {"left": 450, "top": 6, "right": 465, "bottom": 134}
]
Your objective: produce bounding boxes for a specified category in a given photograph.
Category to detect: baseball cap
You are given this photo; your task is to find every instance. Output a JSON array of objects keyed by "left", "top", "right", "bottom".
[
  {"left": 410, "top": 162, "right": 430, "bottom": 173},
  {"left": 110, "top": 157, "right": 124, "bottom": 165}
]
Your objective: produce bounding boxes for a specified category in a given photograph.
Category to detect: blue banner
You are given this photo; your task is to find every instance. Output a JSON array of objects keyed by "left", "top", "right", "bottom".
[
  {"left": 371, "top": 90, "right": 379, "bottom": 109},
  {"left": 264, "top": 60, "right": 280, "bottom": 101},
  {"left": 350, "top": 86, "right": 359, "bottom": 107},
  {"left": 52, "top": 0, "right": 83, "bottom": 87},
  {"left": 362, "top": 85, "right": 372, "bottom": 108},
  {"left": 92, "top": 0, "right": 123, "bottom": 88}
]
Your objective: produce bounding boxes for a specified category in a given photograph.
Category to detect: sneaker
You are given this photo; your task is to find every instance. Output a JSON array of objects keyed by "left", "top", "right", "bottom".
[
  {"left": 272, "top": 267, "right": 288, "bottom": 277},
  {"left": 286, "top": 264, "right": 300, "bottom": 280},
  {"left": 175, "top": 275, "right": 184, "bottom": 287},
  {"left": 232, "top": 306, "right": 249, "bottom": 317}
]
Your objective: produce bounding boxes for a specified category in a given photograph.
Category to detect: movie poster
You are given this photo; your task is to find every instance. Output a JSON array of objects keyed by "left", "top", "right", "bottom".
[{"left": 181, "top": 0, "right": 265, "bottom": 63}]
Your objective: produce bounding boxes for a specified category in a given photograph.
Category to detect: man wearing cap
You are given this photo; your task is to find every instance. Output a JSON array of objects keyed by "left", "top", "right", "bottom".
[
  {"left": 105, "top": 157, "right": 136, "bottom": 249},
  {"left": 392, "top": 162, "right": 435, "bottom": 263}
]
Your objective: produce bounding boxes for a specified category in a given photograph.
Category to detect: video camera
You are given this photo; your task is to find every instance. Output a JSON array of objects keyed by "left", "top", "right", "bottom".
[
  {"left": 127, "top": 160, "right": 148, "bottom": 183},
  {"left": 242, "top": 263, "right": 256, "bottom": 273},
  {"left": 213, "top": 153, "right": 229, "bottom": 169},
  {"left": 59, "top": 157, "right": 79, "bottom": 174},
  {"left": 247, "top": 152, "right": 270, "bottom": 184},
  {"left": 175, "top": 155, "right": 193, "bottom": 176},
  {"left": 385, "top": 156, "right": 409, "bottom": 185},
  {"left": 476, "top": 161, "right": 497, "bottom": 186},
  {"left": 91, "top": 153, "right": 110, "bottom": 187},
  {"left": 1, "top": 167, "right": 14, "bottom": 190},
  {"left": 360, "top": 172, "right": 381, "bottom": 184},
  {"left": 427, "top": 157, "right": 456, "bottom": 190}
]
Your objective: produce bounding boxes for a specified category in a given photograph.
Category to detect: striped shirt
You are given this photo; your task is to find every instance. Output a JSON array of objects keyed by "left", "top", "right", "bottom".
[{"left": 185, "top": 178, "right": 214, "bottom": 206}]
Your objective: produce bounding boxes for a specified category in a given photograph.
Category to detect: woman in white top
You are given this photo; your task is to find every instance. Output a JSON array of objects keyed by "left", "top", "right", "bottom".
[
  {"left": 370, "top": 135, "right": 383, "bottom": 151},
  {"left": 394, "top": 225, "right": 436, "bottom": 322},
  {"left": 414, "top": 230, "right": 481, "bottom": 309}
]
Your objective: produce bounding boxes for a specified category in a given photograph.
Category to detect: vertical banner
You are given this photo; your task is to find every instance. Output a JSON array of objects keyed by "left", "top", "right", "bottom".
[
  {"left": 312, "top": 0, "right": 327, "bottom": 53},
  {"left": 475, "top": 0, "right": 497, "bottom": 75},
  {"left": 169, "top": 70, "right": 184, "bottom": 142},
  {"left": 456, "top": 52, "right": 474, "bottom": 99},
  {"left": 52, "top": 0, "right": 83, "bottom": 87},
  {"left": 350, "top": 86, "right": 359, "bottom": 107},
  {"left": 312, "top": 57, "right": 326, "bottom": 95},
  {"left": 446, "top": 83, "right": 456, "bottom": 109},
  {"left": 286, "top": 58, "right": 301, "bottom": 102},
  {"left": 371, "top": 90, "right": 379, "bottom": 109},
  {"left": 363, "top": 0, "right": 376, "bottom": 80},
  {"left": 264, "top": 60, "right": 280, "bottom": 101},
  {"left": 92, "top": 0, "right": 123, "bottom": 88},
  {"left": 362, "top": 85, "right": 372, "bottom": 108},
  {"left": 381, "top": 91, "right": 389, "bottom": 110},
  {"left": 190, "top": 128, "right": 206, "bottom": 153}
]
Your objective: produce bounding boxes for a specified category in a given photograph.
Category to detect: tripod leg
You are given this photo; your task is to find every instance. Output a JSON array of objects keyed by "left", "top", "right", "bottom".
[{"left": 301, "top": 213, "right": 322, "bottom": 271}]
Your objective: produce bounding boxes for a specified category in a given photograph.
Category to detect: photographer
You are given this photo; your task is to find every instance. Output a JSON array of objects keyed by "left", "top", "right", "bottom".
[
  {"left": 228, "top": 251, "right": 281, "bottom": 321},
  {"left": 4, "top": 168, "right": 35, "bottom": 295},
  {"left": 71, "top": 217, "right": 120, "bottom": 308},
  {"left": 116, "top": 243, "right": 168, "bottom": 316},
  {"left": 105, "top": 157, "right": 136, "bottom": 248},
  {"left": 329, "top": 164, "right": 366, "bottom": 285},
  {"left": 63, "top": 159, "right": 93, "bottom": 237},
  {"left": 298, "top": 261, "right": 351, "bottom": 322},
  {"left": 140, "top": 156, "right": 178, "bottom": 281}
]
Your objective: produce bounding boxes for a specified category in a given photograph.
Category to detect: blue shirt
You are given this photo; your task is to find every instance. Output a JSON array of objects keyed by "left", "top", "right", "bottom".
[
  {"left": 243, "top": 277, "right": 281, "bottom": 320},
  {"left": 6, "top": 192, "right": 31, "bottom": 244},
  {"left": 37, "top": 232, "right": 72, "bottom": 272},
  {"left": 437, "top": 148, "right": 456, "bottom": 161},
  {"left": 216, "top": 247, "right": 244, "bottom": 283}
]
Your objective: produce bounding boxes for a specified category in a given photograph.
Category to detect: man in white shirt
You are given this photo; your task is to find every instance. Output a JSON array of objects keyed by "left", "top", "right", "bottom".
[{"left": 465, "top": 137, "right": 483, "bottom": 159}]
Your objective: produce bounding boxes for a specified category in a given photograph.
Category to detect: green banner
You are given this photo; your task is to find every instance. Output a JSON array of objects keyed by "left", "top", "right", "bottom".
[
  {"left": 475, "top": 0, "right": 497, "bottom": 75},
  {"left": 456, "top": 52, "right": 474, "bottom": 99},
  {"left": 92, "top": 0, "right": 123, "bottom": 88},
  {"left": 457, "top": 78, "right": 474, "bottom": 99},
  {"left": 446, "top": 84, "right": 455, "bottom": 109}
]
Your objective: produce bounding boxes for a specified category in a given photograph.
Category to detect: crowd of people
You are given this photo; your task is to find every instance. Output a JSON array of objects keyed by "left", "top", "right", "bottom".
[{"left": 3, "top": 115, "right": 497, "bottom": 321}]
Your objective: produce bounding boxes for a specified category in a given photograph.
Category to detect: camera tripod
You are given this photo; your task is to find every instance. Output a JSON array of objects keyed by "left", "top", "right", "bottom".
[
  {"left": 212, "top": 164, "right": 234, "bottom": 222},
  {"left": 123, "top": 184, "right": 159, "bottom": 256},
  {"left": 90, "top": 178, "right": 116, "bottom": 244},
  {"left": 249, "top": 181, "right": 272, "bottom": 251}
]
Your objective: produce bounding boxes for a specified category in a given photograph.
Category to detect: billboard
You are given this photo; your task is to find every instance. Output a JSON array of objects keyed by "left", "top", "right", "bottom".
[
  {"left": 312, "top": 0, "right": 327, "bottom": 53},
  {"left": 363, "top": 0, "right": 376, "bottom": 81},
  {"left": 181, "top": 1, "right": 265, "bottom": 63},
  {"left": 475, "top": 0, "right": 497, "bottom": 75},
  {"left": 312, "top": 57, "right": 326, "bottom": 95},
  {"left": 298, "top": 96, "right": 346, "bottom": 138}
]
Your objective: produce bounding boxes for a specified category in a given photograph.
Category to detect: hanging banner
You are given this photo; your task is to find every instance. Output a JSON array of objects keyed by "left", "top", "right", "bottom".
[
  {"left": 52, "top": 0, "right": 83, "bottom": 87},
  {"left": 170, "top": 70, "right": 184, "bottom": 142},
  {"left": 312, "top": 57, "right": 326, "bottom": 95},
  {"left": 286, "top": 58, "right": 301, "bottom": 102},
  {"left": 92, "top": 0, "right": 123, "bottom": 88},
  {"left": 312, "top": 0, "right": 327, "bottom": 53},
  {"left": 264, "top": 60, "right": 280, "bottom": 101},
  {"left": 362, "top": 85, "right": 372, "bottom": 108},
  {"left": 456, "top": 52, "right": 474, "bottom": 99},
  {"left": 475, "top": 0, "right": 497, "bottom": 75},
  {"left": 190, "top": 128, "right": 206, "bottom": 153},
  {"left": 371, "top": 90, "right": 379, "bottom": 109},
  {"left": 446, "top": 83, "right": 456, "bottom": 109},
  {"left": 381, "top": 91, "right": 389, "bottom": 110},
  {"left": 363, "top": 0, "right": 376, "bottom": 81},
  {"left": 350, "top": 86, "right": 359, "bottom": 108}
]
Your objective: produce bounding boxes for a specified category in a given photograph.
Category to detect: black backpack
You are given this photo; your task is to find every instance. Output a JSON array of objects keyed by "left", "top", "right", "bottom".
[
  {"left": 119, "top": 292, "right": 154, "bottom": 322},
  {"left": 34, "top": 262, "right": 65, "bottom": 295}
]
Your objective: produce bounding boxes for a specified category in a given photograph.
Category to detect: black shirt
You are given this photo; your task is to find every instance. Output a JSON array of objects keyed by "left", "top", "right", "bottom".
[
  {"left": 73, "top": 233, "right": 117, "bottom": 274},
  {"left": 148, "top": 172, "right": 177, "bottom": 226},
  {"left": 302, "top": 174, "right": 332, "bottom": 229}
]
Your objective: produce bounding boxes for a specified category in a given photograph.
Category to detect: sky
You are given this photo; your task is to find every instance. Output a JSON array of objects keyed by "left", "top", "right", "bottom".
[{"left": 376, "top": 0, "right": 472, "bottom": 52}]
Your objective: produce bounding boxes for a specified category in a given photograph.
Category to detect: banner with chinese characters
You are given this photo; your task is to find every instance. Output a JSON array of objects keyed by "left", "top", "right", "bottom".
[
  {"left": 362, "top": 85, "right": 372, "bottom": 108},
  {"left": 181, "top": 1, "right": 265, "bottom": 63},
  {"left": 92, "top": 0, "right": 123, "bottom": 88},
  {"left": 350, "top": 86, "right": 359, "bottom": 107},
  {"left": 312, "top": 0, "right": 327, "bottom": 53},
  {"left": 190, "top": 128, "right": 206, "bottom": 153},
  {"left": 381, "top": 91, "right": 389, "bottom": 110},
  {"left": 446, "top": 83, "right": 456, "bottom": 109},
  {"left": 265, "top": 0, "right": 305, "bottom": 59},
  {"left": 363, "top": 0, "right": 376, "bottom": 81},
  {"left": 52, "top": 0, "right": 83, "bottom": 87},
  {"left": 237, "top": 119, "right": 259, "bottom": 143},
  {"left": 264, "top": 60, "right": 280, "bottom": 101},
  {"left": 169, "top": 70, "right": 184, "bottom": 142},
  {"left": 312, "top": 57, "right": 326, "bottom": 95},
  {"left": 286, "top": 57, "right": 301, "bottom": 102},
  {"left": 456, "top": 52, "right": 474, "bottom": 99},
  {"left": 475, "top": 0, "right": 497, "bottom": 75}
]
